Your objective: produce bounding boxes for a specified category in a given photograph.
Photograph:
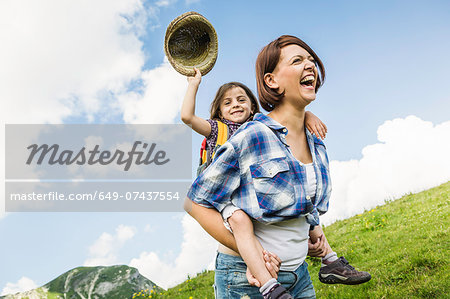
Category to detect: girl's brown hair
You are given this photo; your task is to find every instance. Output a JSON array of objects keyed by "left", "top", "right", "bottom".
[
  {"left": 255, "top": 35, "right": 326, "bottom": 111},
  {"left": 210, "top": 82, "right": 260, "bottom": 120}
]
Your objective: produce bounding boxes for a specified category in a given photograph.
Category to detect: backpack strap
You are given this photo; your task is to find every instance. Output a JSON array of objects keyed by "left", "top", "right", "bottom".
[
  {"left": 199, "top": 138, "right": 208, "bottom": 165},
  {"left": 197, "top": 120, "right": 230, "bottom": 175},
  {"left": 216, "top": 121, "right": 229, "bottom": 145},
  {"left": 211, "top": 120, "right": 229, "bottom": 161}
]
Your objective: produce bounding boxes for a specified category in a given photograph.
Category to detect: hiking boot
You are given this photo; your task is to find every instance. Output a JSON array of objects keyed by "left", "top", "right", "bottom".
[
  {"left": 263, "top": 284, "right": 293, "bottom": 299},
  {"left": 319, "top": 256, "right": 371, "bottom": 285}
]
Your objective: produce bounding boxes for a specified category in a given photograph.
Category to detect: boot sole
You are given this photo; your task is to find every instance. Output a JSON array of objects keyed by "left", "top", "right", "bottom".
[{"left": 319, "top": 273, "right": 372, "bottom": 285}]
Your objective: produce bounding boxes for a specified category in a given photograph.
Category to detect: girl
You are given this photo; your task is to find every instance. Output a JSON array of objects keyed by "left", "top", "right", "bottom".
[{"left": 181, "top": 68, "right": 327, "bottom": 154}]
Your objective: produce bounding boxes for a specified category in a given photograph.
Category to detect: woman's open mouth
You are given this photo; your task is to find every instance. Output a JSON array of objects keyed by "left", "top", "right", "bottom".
[{"left": 300, "top": 75, "right": 315, "bottom": 89}]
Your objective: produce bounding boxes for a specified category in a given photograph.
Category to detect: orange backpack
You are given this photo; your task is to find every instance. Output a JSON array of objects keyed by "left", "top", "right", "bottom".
[{"left": 197, "top": 120, "right": 229, "bottom": 175}]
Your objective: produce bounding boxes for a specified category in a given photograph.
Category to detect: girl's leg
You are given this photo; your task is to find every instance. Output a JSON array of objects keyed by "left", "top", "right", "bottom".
[
  {"left": 228, "top": 210, "right": 273, "bottom": 287},
  {"left": 309, "top": 226, "right": 371, "bottom": 285},
  {"left": 228, "top": 212, "right": 293, "bottom": 298}
]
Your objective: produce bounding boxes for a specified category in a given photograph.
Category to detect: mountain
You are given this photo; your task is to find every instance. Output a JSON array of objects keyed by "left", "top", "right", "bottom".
[{"left": 1, "top": 265, "right": 162, "bottom": 299}]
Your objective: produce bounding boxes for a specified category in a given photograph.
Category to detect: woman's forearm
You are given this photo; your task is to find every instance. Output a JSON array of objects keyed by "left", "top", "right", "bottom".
[{"left": 184, "top": 198, "right": 238, "bottom": 252}]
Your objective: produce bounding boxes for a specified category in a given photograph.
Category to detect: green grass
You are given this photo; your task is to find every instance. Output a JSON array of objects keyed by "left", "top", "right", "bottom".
[
  {"left": 308, "top": 181, "right": 449, "bottom": 298},
  {"left": 132, "top": 271, "right": 215, "bottom": 299},
  {"left": 137, "top": 182, "right": 450, "bottom": 298}
]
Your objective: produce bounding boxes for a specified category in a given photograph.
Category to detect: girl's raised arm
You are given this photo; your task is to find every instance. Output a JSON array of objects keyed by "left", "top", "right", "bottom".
[{"left": 180, "top": 67, "right": 212, "bottom": 137}]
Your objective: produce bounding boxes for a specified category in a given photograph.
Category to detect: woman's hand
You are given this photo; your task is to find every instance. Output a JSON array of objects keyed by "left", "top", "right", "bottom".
[
  {"left": 308, "top": 234, "right": 327, "bottom": 257},
  {"left": 187, "top": 67, "right": 202, "bottom": 86},
  {"left": 246, "top": 267, "right": 260, "bottom": 287},
  {"left": 263, "top": 250, "right": 281, "bottom": 277},
  {"left": 305, "top": 111, "right": 327, "bottom": 139},
  {"left": 246, "top": 250, "right": 281, "bottom": 286}
]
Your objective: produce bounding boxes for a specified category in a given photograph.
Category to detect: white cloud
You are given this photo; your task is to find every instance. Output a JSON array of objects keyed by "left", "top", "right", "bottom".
[
  {"left": 321, "top": 115, "right": 450, "bottom": 225},
  {"left": 0, "top": 0, "right": 147, "bottom": 124},
  {"left": 117, "top": 59, "right": 187, "bottom": 124},
  {"left": 84, "top": 225, "right": 137, "bottom": 266},
  {"left": 1, "top": 277, "right": 38, "bottom": 296},
  {"left": 0, "top": 0, "right": 148, "bottom": 219},
  {"left": 116, "top": 224, "right": 137, "bottom": 242},
  {"left": 0, "top": 1, "right": 188, "bottom": 219},
  {"left": 129, "top": 214, "right": 216, "bottom": 289},
  {"left": 155, "top": 0, "right": 176, "bottom": 7},
  {"left": 144, "top": 224, "right": 154, "bottom": 233}
]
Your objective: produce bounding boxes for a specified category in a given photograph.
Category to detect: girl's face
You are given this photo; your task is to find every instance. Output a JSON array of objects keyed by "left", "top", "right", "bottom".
[
  {"left": 270, "top": 44, "right": 318, "bottom": 106},
  {"left": 219, "top": 86, "right": 253, "bottom": 123}
]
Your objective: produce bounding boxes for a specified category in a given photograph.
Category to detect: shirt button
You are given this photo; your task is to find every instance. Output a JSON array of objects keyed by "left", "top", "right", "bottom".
[
  {"left": 306, "top": 195, "right": 311, "bottom": 200},
  {"left": 282, "top": 128, "right": 287, "bottom": 133}
]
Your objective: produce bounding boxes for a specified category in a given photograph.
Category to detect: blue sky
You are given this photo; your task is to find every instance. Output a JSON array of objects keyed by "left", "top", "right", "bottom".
[{"left": 1, "top": 0, "right": 450, "bottom": 294}]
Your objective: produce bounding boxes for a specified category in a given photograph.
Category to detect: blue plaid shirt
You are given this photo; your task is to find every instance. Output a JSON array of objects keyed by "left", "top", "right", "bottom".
[{"left": 187, "top": 113, "right": 332, "bottom": 225}]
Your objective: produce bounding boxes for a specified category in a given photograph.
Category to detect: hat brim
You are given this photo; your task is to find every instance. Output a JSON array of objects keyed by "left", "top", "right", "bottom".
[{"left": 164, "top": 11, "right": 218, "bottom": 76}]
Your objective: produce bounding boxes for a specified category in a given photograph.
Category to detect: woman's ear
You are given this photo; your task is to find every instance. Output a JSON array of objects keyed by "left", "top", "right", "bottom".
[{"left": 264, "top": 73, "right": 278, "bottom": 89}]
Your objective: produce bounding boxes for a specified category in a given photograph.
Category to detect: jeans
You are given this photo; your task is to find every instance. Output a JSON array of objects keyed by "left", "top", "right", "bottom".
[{"left": 214, "top": 252, "right": 315, "bottom": 299}]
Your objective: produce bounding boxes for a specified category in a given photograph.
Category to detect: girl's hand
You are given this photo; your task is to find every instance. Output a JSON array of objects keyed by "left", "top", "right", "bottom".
[
  {"left": 305, "top": 111, "right": 328, "bottom": 139},
  {"left": 187, "top": 67, "right": 202, "bottom": 86}
]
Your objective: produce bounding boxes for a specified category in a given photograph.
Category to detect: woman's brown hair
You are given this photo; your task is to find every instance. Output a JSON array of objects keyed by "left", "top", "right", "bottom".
[
  {"left": 210, "top": 82, "right": 260, "bottom": 120},
  {"left": 255, "top": 35, "right": 325, "bottom": 111}
]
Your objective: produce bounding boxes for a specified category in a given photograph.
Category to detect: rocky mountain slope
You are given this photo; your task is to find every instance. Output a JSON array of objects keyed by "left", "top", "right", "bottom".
[{"left": 1, "top": 265, "right": 161, "bottom": 299}]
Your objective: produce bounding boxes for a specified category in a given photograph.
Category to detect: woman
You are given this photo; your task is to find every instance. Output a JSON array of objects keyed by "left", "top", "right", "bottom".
[{"left": 186, "top": 35, "right": 332, "bottom": 298}]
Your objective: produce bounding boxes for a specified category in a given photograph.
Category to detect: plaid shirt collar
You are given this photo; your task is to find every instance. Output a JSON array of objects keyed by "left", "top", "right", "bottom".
[{"left": 253, "top": 113, "right": 285, "bottom": 132}]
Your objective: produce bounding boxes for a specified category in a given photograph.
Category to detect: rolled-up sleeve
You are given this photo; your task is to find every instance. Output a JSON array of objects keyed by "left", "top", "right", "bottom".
[{"left": 186, "top": 141, "right": 241, "bottom": 213}]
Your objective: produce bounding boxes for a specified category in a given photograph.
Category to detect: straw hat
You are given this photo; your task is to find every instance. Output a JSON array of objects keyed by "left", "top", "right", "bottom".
[{"left": 164, "top": 11, "right": 218, "bottom": 76}]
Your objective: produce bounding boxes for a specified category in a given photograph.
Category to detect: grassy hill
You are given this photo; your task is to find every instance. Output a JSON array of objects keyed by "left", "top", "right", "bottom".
[
  {"left": 156, "top": 181, "right": 449, "bottom": 298},
  {"left": 3, "top": 182, "right": 448, "bottom": 298}
]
